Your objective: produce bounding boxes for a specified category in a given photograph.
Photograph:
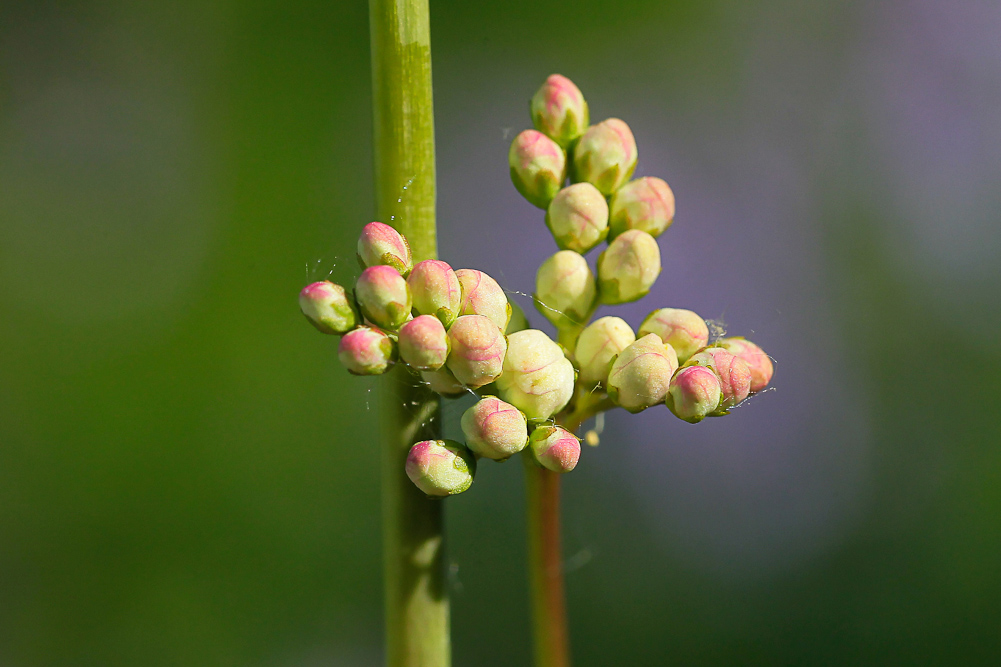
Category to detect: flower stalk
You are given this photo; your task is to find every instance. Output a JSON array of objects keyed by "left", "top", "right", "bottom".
[{"left": 369, "top": 0, "right": 449, "bottom": 665}]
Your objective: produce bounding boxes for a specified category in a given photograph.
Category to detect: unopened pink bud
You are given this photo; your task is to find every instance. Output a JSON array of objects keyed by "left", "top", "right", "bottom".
[
  {"left": 460, "top": 396, "right": 529, "bottom": 460},
  {"left": 534, "top": 250, "right": 597, "bottom": 328},
  {"left": 571, "top": 118, "right": 637, "bottom": 195},
  {"left": 357, "top": 221, "right": 413, "bottom": 275},
  {"left": 509, "top": 129, "right": 567, "bottom": 209},
  {"left": 338, "top": 326, "right": 396, "bottom": 375},
  {"left": 529, "top": 426, "right": 581, "bottom": 473},
  {"left": 355, "top": 265, "right": 412, "bottom": 330},
  {"left": 608, "top": 176, "right": 675, "bottom": 239},
  {"left": 420, "top": 366, "right": 467, "bottom": 397},
  {"left": 445, "top": 315, "right": 507, "bottom": 389},
  {"left": 455, "top": 269, "right": 511, "bottom": 331},
  {"left": 638, "top": 308, "right": 709, "bottom": 363},
  {"left": 408, "top": 260, "right": 462, "bottom": 327},
  {"left": 718, "top": 337, "right": 773, "bottom": 392},
  {"left": 667, "top": 365, "right": 723, "bottom": 423},
  {"left": 496, "top": 329, "right": 575, "bottom": 420},
  {"left": 684, "top": 347, "right": 751, "bottom": 413},
  {"left": 597, "top": 229, "right": 661, "bottom": 305},
  {"left": 530, "top": 74, "right": 589, "bottom": 148},
  {"left": 606, "top": 333, "right": 679, "bottom": 413},
  {"left": 406, "top": 439, "right": 476, "bottom": 496},
  {"left": 546, "top": 182, "right": 609, "bottom": 253},
  {"left": 574, "top": 316, "right": 636, "bottom": 386},
  {"left": 398, "top": 314, "right": 449, "bottom": 371},
  {"left": 299, "top": 281, "right": 358, "bottom": 335}
]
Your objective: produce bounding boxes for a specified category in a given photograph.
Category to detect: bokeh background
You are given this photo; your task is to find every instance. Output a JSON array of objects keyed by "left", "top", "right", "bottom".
[{"left": 3, "top": 0, "right": 1001, "bottom": 665}]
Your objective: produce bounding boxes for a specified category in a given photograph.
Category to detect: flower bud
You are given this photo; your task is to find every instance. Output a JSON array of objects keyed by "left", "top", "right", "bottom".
[
  {"left": 509, "top": 129, "right": 567, "bottom": 209},
  {"left": 406, "top": 439, "right": 476, "bottom": 497},
  {"left": 637, "top": 308, "right": 709, "bottom": 363},
  {"left": 571, "top": 118, "right": 637, "bottom": 195},
  {"left": 597, "top": 229, "right": 661, "bottom": 304},
  {"left": 357, "top": 221, "right": 413, "bottom": 275},
  {"left": 530, "top": 74, "right": 589, "bottom": 149},
  {"left": 534, "top": 250, "right": 596, "bottom": 328},
  {"left": 574, "top": 316, "right": 636, "bottom": 385},
  {"left": 408, "top": 259, "right": 462, "bottom": 327},
  {"left": 496, "top": 329, "right": 575, "bottom": 420},
  {"left": 398, "top": 314, "right": 449, "bottom": 371},
  {"left": 420, "top": 366, "right": 467, "bottom": 397},
  {"left": 338, "top": 326, "right": 396, "bottom": 375},
  {"left": 529, "top": 426, "right": 581, "bottom": 473},
  {"left": 718, "top": 337, "right": 773, "bottom": 392},
  {"left": 460, "top": 396, "right": 529, "bottom": 460},
  {"left": 299, "top": 281, "right": 358, "bottom": 335},
  {"left": 684, "top": 347, "right": 751, "bottom": 413},
  {"left": 545, "top": 182, "right": 609, "bottom": 253},
  {"left": 608, "top": 176, "right": 675, "bottom": 239},
  {"left": 606, "top": 333, "right": 679, "bottom": 413},
  {"left": 354, "top": 265, "right": 412, "bottom": 330},
  {"left": 445, "top": 315, "right": 507, "bottom": 389},
  {"left": 666, "top": 365, "right": 723, "bottom": 423},
  {"left": 455, "top": 269, "right": 511, "bottom": 331}
]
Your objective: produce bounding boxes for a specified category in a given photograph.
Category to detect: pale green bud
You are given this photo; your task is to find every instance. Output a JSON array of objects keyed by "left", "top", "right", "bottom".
[
  {"left": 530, "top": 74, "right": 589, "bottom": 149},
  {"left": 460, "top": 396, "right": 529, "bottom": 460},
  {"left": 398, "top": 314, "right": 449, "bottom": 371},
  {"left": 445, "top": 315, "right": 507, "bottom": 389},
  {"left": 455, "top": 269, "right": 511, "bottom": 331},
  {"left": 608, "top": 177, "right": 675, "bottom": 239},
  {"left": 606, "top": 333, "right": 679, "bottom": 413},
  {"left": 338, "top": 326, "right": 396, "bottom": 375},
  {"left": 509, "top": 129, "right": 567, "bottom": 209},
  {"left": 546, "top": 182, "right": 609, "bottom": 253},
  {"left": 357, "top": 221, "right": 413, "bottom": 275},
  {"left": 718, "top": 337, "right": 773, "bottom": 393},
  {"left": 408, "top": 260, "right": 462, "bottom": 327},
  {"left": 597, "top": 229, "right": 661, "bottom": 304},
  {"left": 355, "top": 265, "right": 412, "bottom": 330},
  {"left": 406, "top": 439, "right": 476, "bottom": 496},
  {"left": 496, "top": 329, "right": 575, "bottom": 420},
  {"left": 299, "top": 281, "right": 358, "bottom": 335},
  {"left": 529, "top": 425, "right": 581, "bottom": 473},
  {"left": 420, "top": 366, "right": 467, "bottom": 397},
  {"left": 571, "top": 118, "right": 637, "bottom": 195},
  {"left": 684, "top": 347, "right": 751, "bottom": 413},
  {"left": 534, "top": 250, "right": 596, "bottom": 328},
  {"left": 574, "top": 316, "right": 636, "bottom": 385},
  {"left": 666, "top": 365, "right": 723, "bottom": 423},
  {"left": 638, "top": 308, "right": 709, "bottom": 363}
]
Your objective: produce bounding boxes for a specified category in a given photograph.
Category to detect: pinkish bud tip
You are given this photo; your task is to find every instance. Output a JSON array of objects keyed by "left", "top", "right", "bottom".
[
  {"left": 357, "top": 221, "right": 413, "bottom": 275},
  {"left": 398, "top": 314, "right": 449, "bottom": 371},
  {"left": 461, "top": 396, "right": 529, "bottom": 460},
  {"left": 337, "top": 326, "right": 396, "bottom": 375},
  {"left": 718, "top": 337, "right": 774, "bottom": 393},
  {"left": 530, "top": 74, "right": 590, "bottom": 149},
  {"left": 509, "top": 129, "right": 567, "bottom": 209},
  {"left": 445, "top": 315, "right": 507, "bottom": 389},
  {"left": 571, "top": 118, "right": 637, "bottom": 196},
  {"left": 684, "top": 347, "right": 752, "bottom": 414},
  {"left": 530, "top": 425, "right": 581, "bottom": 473},
  {"left": 608, "top": 176, "right": 675, "bottom": 240},
  {"left": 299, "top": 281, "right": 358, "bottom": 335},
  {"left": 408, "top": 259, "right": 462, "bottom": 328},
  {"left": 354, "top": 265, "right": 412, "bottom": 330},
  {"left": 406, "top": 439, "right": 476, "bottom": 496}
]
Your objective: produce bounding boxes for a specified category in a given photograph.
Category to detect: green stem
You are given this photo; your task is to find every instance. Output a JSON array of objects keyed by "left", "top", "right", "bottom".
[
  {"left": 369, "top": 1, "right": 449, "bottom": 665},
  {"left": 524, "top": 455, "right": 571, "bottom": 667}
]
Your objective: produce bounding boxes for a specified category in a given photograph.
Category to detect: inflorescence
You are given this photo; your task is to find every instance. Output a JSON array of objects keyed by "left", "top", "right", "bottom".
[{"left": 299, "top": 74, "right": 774, "bottom": 497}]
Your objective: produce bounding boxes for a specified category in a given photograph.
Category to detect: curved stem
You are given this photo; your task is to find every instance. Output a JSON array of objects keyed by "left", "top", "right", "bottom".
[
  {"left": 369, "top": 1, "right": 449, "bottom": 665},
  {"left": 524, "top": 455, "right": 571, "bottom": 667}
]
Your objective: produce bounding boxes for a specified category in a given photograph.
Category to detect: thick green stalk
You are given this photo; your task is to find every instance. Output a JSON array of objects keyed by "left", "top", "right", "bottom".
[{"left": 369, "top": 1, "right": 449, "bottom": 666}]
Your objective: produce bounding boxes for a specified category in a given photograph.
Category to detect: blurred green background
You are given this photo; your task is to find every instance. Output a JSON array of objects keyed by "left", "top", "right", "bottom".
[{"left": 2, "top": 0, "right": 1000, "bottom": 665}]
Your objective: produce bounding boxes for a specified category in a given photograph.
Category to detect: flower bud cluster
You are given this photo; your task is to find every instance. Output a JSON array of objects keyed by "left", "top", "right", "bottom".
[{"left": 300, "top": 76, "right": 778, "bottom": 503}]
